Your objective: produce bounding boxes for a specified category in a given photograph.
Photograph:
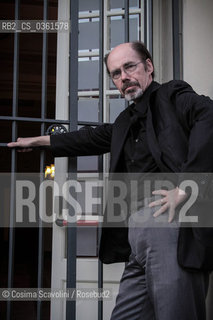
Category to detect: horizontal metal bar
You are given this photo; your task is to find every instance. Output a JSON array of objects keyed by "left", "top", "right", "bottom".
[
  {"left": 107, "top": 8, "right": 141, "bottom": 16},
  {"left": 0, "top": 143, "right": 14, "bottom": 147},
  {"left": 0, "top": 116, "right": 70, "bottom": 123},
  {"left": 0, "top": 116, "right": 105, "bottom": 126},
  {"left": 78, "top": 90, "right": 99, "bottom": 96},
  {"left": 106, "top": 89, "right": 121, "bottom": 95},
  {"left": 79, "top": 11, "right": 100, "bottom": 19},
  {"left": 78, "top": 8, "right": 141, "bottom": 19},
  {"left": 78, "top": 50, "right": 99, "bottom": 57},
  {"left": 78, "top": 89, "right": 120, "bottom": 96},
  {"left": 78, "top": 121, "right": 103, "bottom": 126}
]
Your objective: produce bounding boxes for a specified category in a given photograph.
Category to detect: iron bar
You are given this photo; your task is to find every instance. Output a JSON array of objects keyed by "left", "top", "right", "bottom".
[
  {"left": 147, "top": 0, "right": 153, "bottom": 56},
  {"left": 66, "top": 0, "right": 79, "bottom": 319},
  {"left": 0, "top": 117, "right": 103, "bottom": 128},
  {"left": 37, "top": 0, "right": 48, "bottom": 319},
  {"left": 7, "top": 0, "right": 20, "bottom": 319},
  {"left": 98, "top": 0, "right": 104, "bottom": 319},
  {"left": 172, "top": 0, "right": 181, "bottom": 80},
  {"left": 124, "top": 0, "right": 129, "bottom": 43}
]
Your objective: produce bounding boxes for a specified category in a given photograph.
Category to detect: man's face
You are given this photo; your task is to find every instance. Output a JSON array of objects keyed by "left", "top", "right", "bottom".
[{"left": 107, "top": 43, "right": 153, "bottom": 102}]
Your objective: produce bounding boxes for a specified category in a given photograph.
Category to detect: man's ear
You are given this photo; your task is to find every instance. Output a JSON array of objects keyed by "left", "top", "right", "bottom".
[{"left": 145, "top": 58, "right": 154, "bottom": 74}]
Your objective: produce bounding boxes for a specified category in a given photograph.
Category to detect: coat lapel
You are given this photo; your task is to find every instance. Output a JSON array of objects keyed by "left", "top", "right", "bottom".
[
  {"left": 110, "top": 81, "right": 172, "bottom": 173},
  {"left": 110, "top": 109, "right": 132, "bottom": 172}
]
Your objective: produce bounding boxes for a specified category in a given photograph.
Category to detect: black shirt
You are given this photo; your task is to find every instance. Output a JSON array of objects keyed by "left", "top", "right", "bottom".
[{"left": 123, "top": 81, "right": 159, "bottom": 174}]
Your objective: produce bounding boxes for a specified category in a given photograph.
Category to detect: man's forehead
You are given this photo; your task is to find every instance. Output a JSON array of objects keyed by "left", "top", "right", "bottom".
[{"left": 107, "top": 44, "right": 140, "bottom": 70}]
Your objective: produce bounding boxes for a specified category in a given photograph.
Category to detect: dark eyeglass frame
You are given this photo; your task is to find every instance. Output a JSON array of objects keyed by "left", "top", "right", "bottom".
[{"left": 110, "top": 61, "right": 143, "bottom": 80}]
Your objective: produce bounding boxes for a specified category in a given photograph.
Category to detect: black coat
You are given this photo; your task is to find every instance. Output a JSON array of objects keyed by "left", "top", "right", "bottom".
[{"left": 51, "top": 80, "right": 213, "bottom": 271}]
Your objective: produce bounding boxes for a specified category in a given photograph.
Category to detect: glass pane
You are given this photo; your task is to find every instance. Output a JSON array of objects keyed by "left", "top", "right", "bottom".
[
  {"left": 79, "top": 18, "right": 99, "bottom": 51},
  {"left": 109, "top": 0, "right": 124, "bottom": 9},
  {"left": 18, "top": 99, "right": 41, "bottom": 118},
  {"left": 79, "top": 0, "right": 99, "bottom": 12},
  {"left": 130, "top": 0, "right": 139, "bottom": 8},
  {"left": 0, "top": 1, "right": 15, "bottom": 19},
  {"left": 77, "top": 126, "right": 99, "bottom": 171},
  {"left": 46, "top": 33, "right": 57, "bottom": 119},
  {"left": 129, "top": 14, "right": 140, "bottom": 41},
  {"left": 17, "top": 122, "right": 41, "bottom": 172},
  {"left": 20, "top": 1, "right": 43, "bottom": 19},
  {"left": 78, "top": 98, "right": 99, "bottom": 122},
  {"left": 0, "top": 99, "right": 12, "bottom": 117},
  {"left": 109, "top": 0, "right": 139, "bottom": 9},
  {"left": 18, "top": 33, "right": 42, "bottom": 118},
  {"left": 109, "top": 98, "right": 126, "bottom": 123},
  {"left": 1, "top": 148, "right": 11, "bottom": 172},
  {"left": 78, "top": 59, "right": 99, "bottom": 90},
  {"left": 110, "top": 78, "right": 117, "bottom": 90},
  {"left": 18, "top": 121, "right": 41, "bottom": 140},
  {"left": 110, "top": 16, "right": 125, "bottom": 48},
  {"left": 17, "top": 150, "right": 41, "bottom": 172},
  {"left": 0, "top": 33, "right": 14, "bottom": 116},
  {"left": 0, "top": 121, "right": 12, "bottom": 143},
  {"left": 76, "top": 181, "right": 100, "bottom": 215},
  {"left": 77, "top": 156, "right": 98, "bottom": 171}
]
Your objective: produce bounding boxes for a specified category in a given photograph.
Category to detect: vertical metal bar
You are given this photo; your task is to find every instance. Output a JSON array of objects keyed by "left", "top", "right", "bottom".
[
  {"left": 98, "top": 1, "right": 104, "bottom": 319},
  {"left": 7, "top": 1, "right": 20, "bottom": 319},
  {"left": 147, "top": 0, "right": 153, "bottom": 56},
  {"left": 144, "top": 0, "right": 153, "bottom": 55},
  {"left": 124, "top": 0, "right": 129, "bottom": 109},
  {"left": 124, "top": 0, "right": 129, "bottom": 42},
  {"left": 66, "top": 0, "right": 79, "bottom": 319},
  {"left": 144, "top": 0, "right": 147, "bottom": 46},
  {"left": 172, "top": 0, "right": 181, "bottom": 80},
  {"left": 99, "top": 0, "right": 104, "bottom": 125},
  {"left": 37, "top": 0, "right": 48, "bottom": 319},
  {"left": 41, "top": 0, "right": 48, "bottom": 124}
]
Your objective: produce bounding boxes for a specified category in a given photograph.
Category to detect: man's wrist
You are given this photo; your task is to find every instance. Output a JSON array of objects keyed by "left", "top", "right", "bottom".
[{"left": 33, "top": 136, "right": 50, "bottom": 147}]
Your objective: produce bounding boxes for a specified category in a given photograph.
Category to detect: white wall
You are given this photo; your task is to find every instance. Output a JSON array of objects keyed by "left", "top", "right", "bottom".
[
  {"left": 183, "top": 0, "right": 213, "bottom": 97},
  {"left": 153, "top": 0, "right": 173, "bottom": 83},
  {"left": 182, "top": 2, "right": 213, "bottom": 315}
]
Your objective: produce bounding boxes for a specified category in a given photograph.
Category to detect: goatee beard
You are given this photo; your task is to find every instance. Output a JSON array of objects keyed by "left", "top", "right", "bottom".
[{"left": 124, "top": 88, "right": 144, "bottom": 102}]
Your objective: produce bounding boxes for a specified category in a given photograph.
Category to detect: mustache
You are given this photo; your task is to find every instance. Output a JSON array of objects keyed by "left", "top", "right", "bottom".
[{"left": 122, "top": 81, "right": 140, "bottom": 92}]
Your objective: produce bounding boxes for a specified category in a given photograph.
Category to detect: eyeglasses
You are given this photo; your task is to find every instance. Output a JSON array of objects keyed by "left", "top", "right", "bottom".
[{"left": 110, "top": 61, "right": 143, "bottom": 80}]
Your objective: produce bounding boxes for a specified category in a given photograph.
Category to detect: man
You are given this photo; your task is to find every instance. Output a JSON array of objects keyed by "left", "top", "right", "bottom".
[{"left": 8, "top": 42, "right": 213, "bottom": 319}]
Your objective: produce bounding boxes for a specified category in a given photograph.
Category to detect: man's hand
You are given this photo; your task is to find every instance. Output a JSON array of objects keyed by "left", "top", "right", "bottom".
[
  {"left": 7, "top": 136, "right": 50, "bottom": 152},
  {"left": 148, "top": 187, "right": 187, "bottom": 223}
]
